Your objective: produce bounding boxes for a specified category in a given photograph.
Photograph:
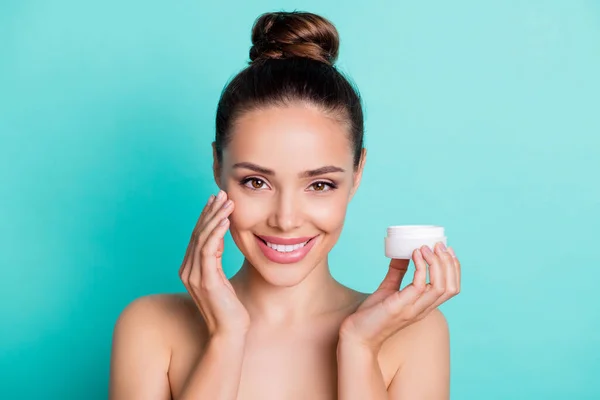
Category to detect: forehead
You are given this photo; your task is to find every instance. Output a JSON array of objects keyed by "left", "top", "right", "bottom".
[{"left": 224, "top": 104, "right": 354, "bottom": 171}]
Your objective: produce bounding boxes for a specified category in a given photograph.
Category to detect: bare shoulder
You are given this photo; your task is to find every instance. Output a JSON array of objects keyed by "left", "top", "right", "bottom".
[
  {"left": 113, "top": 292, "right": 207, "bottom": 349},
  {"left": 109, "top": 293, "right": 204, "bottom": 399},
  {"left": 382, "top": 308, "right": 449, "bottom": 367},
  {"left": 391, "top": 308, "right": 449, "bottom": 348},
  {"left": 114, "top": 293, "right": 202, "bottom": 332},
  {"left": 382, "top": 309, "right": 451, "bottom": 398}
]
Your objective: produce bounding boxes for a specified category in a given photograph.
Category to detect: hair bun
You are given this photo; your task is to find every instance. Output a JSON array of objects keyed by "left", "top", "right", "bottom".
[{"left": 249, "top": 11, "right": 340, "bottom": 66}]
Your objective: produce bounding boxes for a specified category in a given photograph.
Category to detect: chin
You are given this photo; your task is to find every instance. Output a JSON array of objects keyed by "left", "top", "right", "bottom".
[{"left": 252, "top": 262, "right": 318, "bottom": 287}]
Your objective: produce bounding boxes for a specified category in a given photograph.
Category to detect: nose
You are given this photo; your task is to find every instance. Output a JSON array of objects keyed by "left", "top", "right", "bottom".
[{"left": 267, "top": 189, "right": 303, "bottom": 232}]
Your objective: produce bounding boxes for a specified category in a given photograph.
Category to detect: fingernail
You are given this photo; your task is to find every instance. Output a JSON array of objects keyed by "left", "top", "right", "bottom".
[
  {"left": 216, "top": 190, "right": 225, "bottom": 200},
  {"left": 438, "top": 242, "right": 447, "bottom": 252},
  {"left": 219, "top": 217, "right": 229, "bottom": 226},
  {"left": 448, "top": 246, "right": 456, "bottom": 258},
  {"left": 208, "top": 194, "right": 215, "bottom": 204},
  {"left": 223, "top": 200, "right": 233, "bottom": 208},
  {"left": 422, "top": 246, "right": 433, "bottom": 255}
]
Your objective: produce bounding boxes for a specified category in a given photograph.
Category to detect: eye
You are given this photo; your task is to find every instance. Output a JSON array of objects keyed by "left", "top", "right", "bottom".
[
  {"left": 241, "top": 177, "right": 269, "bottom": 190},
  {"left": 308, "top": 181, "right": 336, "bottom": 192}
]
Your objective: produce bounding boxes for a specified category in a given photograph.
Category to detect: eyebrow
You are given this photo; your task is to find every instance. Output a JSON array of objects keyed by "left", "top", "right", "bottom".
[{"left": 232, "top": 162, "right": 345, "bottom": 178}]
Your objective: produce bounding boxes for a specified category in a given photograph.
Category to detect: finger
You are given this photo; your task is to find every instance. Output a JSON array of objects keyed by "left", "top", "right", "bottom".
[
  {"left": 195, "top": 199, "right": 234, "bottom": 250},
  {"left": 216, "top": 237, "right": 224, "bottom": 257},
  {"left": 420, "top": 282, "right": 454, "bottom": 318},
  {"left": 421, "top": 244, "right": 445, "bottom": 291},
  {"left": 412, "top": 284, "right": 444, "bottom": 317},
  {"left": 419, "top": 243, "right": 457, "bottom": 316},
  {"left": 436, "top": 243, "right": 458, "bottom": 297},
  {"left": 378, "top": 258, "right": 410, "bottom": 291},
  {"left": 199, "top": 194, "right": 216, "bottom": 223},
  {"left": 415, "top": 244, "right": 459, "bottom": 318},
  {"left": 412, "top": 249, "right": 428, "bottom": 291},
  {"left": 180, "top": 194, "right": 216, "bottom": 276},
  {"left": 192, "top": 193, "right": 218, "bottom": 236},
  {"left": 187, "top": 199, "right": 234, "bottom": 289},
  {"left": 199, "top": 190, "right": 228, "bottom": 231},
  {"left": 180, "top": 244, "right": 192, "bottom": 277},
  {"left": 389, "top": 258, "right": 410, "bottom": 272},
  {"left": 200, "top": 217, "right": 230, "bottom": 288},
  {"left": 448, "top": 246, "right": 461, "bottom": 292},
  {"left": 411, "top": 245, "right": 445, "bottom": 314},
  {"left": 382, "top": 283, "right": 424, "bottom": 316}
]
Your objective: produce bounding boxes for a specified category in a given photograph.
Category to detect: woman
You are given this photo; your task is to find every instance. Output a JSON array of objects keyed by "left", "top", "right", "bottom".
[{"left": 109, "top": 11, "right": 461, "bottom": 400}]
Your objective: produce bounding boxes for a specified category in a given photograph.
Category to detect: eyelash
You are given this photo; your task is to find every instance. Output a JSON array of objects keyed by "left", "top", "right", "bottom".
[{"left": 239, "top": 177, "right": 338, "bottom": 192}]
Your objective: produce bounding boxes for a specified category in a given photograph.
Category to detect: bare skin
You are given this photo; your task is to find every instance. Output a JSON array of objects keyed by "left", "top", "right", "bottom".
[{"left": 109, "top": 103, "right": 458, "bottom": 400}]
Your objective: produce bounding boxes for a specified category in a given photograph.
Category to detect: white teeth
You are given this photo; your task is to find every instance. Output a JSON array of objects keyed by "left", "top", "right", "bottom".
[{"left": 266, "top": 240, "right": 309, "bottom": 253}]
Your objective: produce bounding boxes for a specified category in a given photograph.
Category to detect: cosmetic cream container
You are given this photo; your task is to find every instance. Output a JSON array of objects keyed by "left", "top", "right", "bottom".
[{"left": 384, "top": 225, "right": 447, "bottom": 259}]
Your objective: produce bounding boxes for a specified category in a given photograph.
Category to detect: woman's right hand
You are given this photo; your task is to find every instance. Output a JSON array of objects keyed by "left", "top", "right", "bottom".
[{"left": 179, "top": 190, "right": 250, "bottom": 339}]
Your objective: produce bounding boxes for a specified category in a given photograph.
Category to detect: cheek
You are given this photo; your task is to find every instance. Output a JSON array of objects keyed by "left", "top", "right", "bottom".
[
  {"left": 226, "top": 188, "right": 267, "bottom": 230},
  {"left": 309, "top": 194, "right": 349, "bottom": 232}
]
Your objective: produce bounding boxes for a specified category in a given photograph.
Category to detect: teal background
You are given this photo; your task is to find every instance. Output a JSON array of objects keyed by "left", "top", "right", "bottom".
[{"left": 1, "top": 0, "right": 599, "bottom": 399}]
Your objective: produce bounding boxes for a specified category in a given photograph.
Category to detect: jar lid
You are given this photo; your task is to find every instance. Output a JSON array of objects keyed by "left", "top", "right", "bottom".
[{"left": 387, "top": 225, "right": 445, "bottom": 238}]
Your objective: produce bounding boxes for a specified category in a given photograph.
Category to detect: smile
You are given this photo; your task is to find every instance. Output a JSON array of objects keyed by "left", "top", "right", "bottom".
[
  {"left": 255, "top": 235, "right": 318, "bottom": 264},
  {"left": 265, "top": 240, "right": 309, "bottom": 253}
]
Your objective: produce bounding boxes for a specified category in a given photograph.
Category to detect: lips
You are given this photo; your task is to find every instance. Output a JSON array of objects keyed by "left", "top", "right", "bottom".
[{"left": 255, "top": 234, "right": 318, "bottom": 264}]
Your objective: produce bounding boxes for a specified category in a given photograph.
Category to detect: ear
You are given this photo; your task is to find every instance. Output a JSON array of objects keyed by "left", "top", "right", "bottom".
[
  {"left": 349, "top": 148, "right": 367, "bottom": 201},
  {"left": 212, "top": 141, "right": 222, "bottom": 188}
]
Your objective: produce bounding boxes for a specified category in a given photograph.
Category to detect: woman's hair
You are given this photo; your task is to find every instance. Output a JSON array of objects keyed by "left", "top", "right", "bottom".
[{"left": 215, "top": 11, "right": 364, "bottom": 168}]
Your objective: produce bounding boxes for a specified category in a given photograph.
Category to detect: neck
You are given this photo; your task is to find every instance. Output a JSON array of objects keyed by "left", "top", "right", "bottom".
[{"left": 230, "top": 258, "right": 352, "bottom": 326}]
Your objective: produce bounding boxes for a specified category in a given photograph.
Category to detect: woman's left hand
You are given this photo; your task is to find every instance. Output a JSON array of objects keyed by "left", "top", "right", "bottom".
[{"left": 339, "top": 242, "right": 461, "bottom": 352}]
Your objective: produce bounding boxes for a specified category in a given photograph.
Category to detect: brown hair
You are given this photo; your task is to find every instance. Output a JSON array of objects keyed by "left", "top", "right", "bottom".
[{"left": 215, "top": 11, "right": 364, "bottom": 167}]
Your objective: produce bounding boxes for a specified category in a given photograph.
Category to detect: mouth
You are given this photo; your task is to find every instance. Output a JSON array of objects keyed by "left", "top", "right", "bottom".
[{"left": 254, "top": 234, "right": 318, "bottom": 264}]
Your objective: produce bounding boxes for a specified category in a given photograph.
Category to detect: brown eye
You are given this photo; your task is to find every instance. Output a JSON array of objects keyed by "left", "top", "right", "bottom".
[
  {"left": 312, "top": 182, "right": 326, "bottom": 191},
  {"left": 310, "top": 181, "right": 335, "bottom": 192},
  {"left": 241, "top": 177, "right": 269, "bottom": 190}
]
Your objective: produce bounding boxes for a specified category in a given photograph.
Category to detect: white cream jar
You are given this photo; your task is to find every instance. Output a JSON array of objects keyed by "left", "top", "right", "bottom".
[{"left": 384, "top": 225, "right": 447, "bottom": 259}]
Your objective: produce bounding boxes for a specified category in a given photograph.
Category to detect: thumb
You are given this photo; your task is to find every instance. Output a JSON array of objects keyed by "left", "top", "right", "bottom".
[
  {"left": 377, "top": 258, "right": 411, "bottom": 291},
  {"left": 215, "top": 237, "right": 224, "bottom": 258},
  {"left": 389, "top": 257, "right": 410, "bottom": 271}
]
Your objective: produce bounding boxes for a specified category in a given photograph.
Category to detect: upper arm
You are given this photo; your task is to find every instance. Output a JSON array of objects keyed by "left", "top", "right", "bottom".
[
  {"left": 109, "top": 295, "right": 172, "bottom": 400},
  {"left": 388, "top": 309, "right": 451, "bottom": 400}
]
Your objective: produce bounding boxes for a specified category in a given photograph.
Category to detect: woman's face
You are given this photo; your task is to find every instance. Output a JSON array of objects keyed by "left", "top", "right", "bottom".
[{"left": 216, "top": 103, "right": 365, "bottom": 287}]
